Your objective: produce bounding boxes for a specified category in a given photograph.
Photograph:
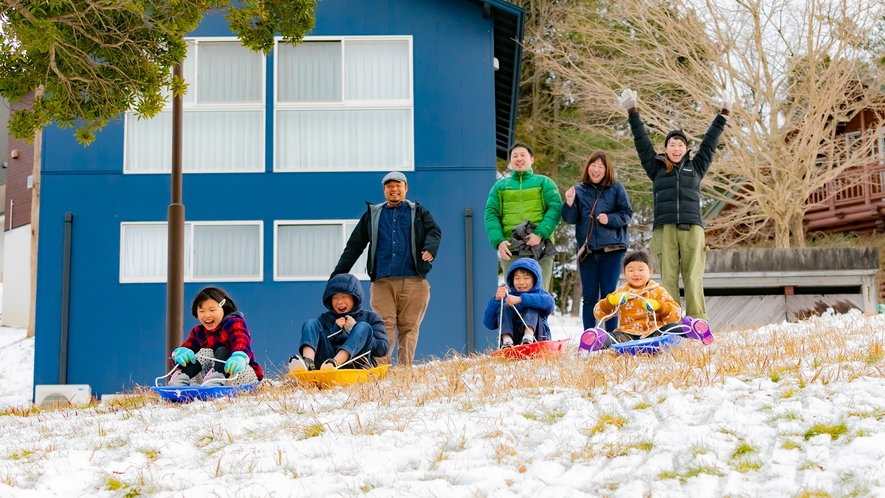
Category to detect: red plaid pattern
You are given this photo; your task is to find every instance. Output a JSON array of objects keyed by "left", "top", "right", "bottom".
[{"left": 178, "top": 313, "right": 263, "bottom": 380}]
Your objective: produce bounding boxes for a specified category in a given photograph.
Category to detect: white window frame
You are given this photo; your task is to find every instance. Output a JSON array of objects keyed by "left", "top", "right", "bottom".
[
  {"left": 120, "top": 220, "right": 264, "bottom": 283},
  {"left": 123, "top": 37, "right": 267, "bottom": 174},
  {"left": 272, "top": 35, "right": 415, "bottom": 172},
  {"left": 274, "top": 219, "right": 369, "bottom": 281}
]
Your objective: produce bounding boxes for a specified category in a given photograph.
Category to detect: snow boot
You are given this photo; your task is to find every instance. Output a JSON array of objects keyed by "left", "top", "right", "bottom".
[
  {"left": 681, "top": 316, "right": 714, "bottom": 345},
  {"left": 578, "top": 328, "right": 608, "bottom": 356},
  {"left": 320, "top": 359, "right": 338, "bottom": 371},
  {"left": 201, "top": 371, "right": 228, "bottom": 387},
  {"left": 169, "top": 371, "right": 192, "bottom": 387},
  {"left": 288, "top": 355, "right": 315, "bottom": 373}
]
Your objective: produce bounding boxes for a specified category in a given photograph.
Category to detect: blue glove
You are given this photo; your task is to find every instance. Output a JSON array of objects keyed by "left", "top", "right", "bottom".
[
  {"left": 225, "top": 351, "right": 249, "bottom": 375},
  {"left": 171, "top": 347, "right": 196, "bottom": 366}
]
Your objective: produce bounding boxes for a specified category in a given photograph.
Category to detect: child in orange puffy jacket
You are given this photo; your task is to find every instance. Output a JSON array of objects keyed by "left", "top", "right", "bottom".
[{"left": 581, "top": 250, "right": 707, "bottom": 352}]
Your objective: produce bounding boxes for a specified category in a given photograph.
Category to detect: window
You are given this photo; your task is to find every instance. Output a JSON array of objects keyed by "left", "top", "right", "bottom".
[
  {"left": 125, "top": 39, "right": 265, "bottom": 173},
  {"left": 120, "top": 221, "right": 263, "bottom": 282},
  {"left": 274, "top": 220, "right": 368, "bottom": 280},
  {"left": 274, "top": 37, "right": 414, "bottom": 172}
]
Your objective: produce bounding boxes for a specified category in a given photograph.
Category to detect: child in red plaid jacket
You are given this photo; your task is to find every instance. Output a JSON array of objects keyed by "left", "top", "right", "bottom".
[{"left": 168, "top": 287, "right": 263, "bottom": 386}]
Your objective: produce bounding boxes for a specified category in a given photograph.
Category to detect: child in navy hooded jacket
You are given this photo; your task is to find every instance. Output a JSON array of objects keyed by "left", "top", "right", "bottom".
[
  {"left": 483, "top": 258, "right": 555, "bottom": 348},
  {"left": 289, "top": 273, "right": 389, "bottom": 371}
]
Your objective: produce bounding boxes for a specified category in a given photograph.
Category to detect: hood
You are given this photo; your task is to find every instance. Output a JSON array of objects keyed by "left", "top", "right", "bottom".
[
  {"left": 322, "top": 273, "right": 364, "bottom": 314},
  {"left": 506, "top": 258, "right": 543, "bottom": 294}
]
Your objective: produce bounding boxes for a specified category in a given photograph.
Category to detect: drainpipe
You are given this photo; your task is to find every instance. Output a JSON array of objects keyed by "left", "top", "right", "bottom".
[
  {"left": 464, "top": 208, "right": 475, "bottom": 354},
  {"left": 59, "top": 213, "right": 73, "bottom": 384}
]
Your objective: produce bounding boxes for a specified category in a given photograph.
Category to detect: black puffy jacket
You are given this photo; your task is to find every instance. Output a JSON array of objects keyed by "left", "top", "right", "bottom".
[{"left": 629, "top": 112, "right": 727, "bottom": 228}]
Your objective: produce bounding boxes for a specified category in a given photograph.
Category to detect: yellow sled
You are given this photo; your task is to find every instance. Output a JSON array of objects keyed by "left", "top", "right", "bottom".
[{"left": 287, "top": 364, "right": 390, "bottom": 388}]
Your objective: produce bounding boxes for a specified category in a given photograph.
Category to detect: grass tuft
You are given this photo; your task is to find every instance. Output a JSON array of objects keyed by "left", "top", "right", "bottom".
[{"left": 804, "top": 422, "right": 848, "bottom": 441}]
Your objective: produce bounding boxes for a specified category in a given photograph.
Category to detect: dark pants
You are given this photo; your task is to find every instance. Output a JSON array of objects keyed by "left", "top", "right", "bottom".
[
  {"left": 300, "top": 319, "right": 375, "bottom": 369},
  {"left": 578, "top": 250, "right": 625, "bottom": 332},
  {"left": 180, "top": 346, "right": 229, "bottom": 378},
  {"left": 500, "top": 305, "right": 551, "bottom": 345}
]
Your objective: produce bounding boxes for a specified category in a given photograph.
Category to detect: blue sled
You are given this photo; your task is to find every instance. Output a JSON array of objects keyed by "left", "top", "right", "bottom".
[
  {"left": 610, "top": 334, "right": 682, "bottom": 355},
  {"left": 151, "top": 383, "right": 259, "bottom": 402}
]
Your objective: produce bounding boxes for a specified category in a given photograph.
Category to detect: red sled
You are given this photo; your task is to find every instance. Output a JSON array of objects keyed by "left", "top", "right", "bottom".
[{"left": 492, "top": 339, "right": 570, "bottom": 359}]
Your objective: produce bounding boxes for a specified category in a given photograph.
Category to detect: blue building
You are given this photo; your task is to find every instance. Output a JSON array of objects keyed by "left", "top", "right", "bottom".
[{"left": 32, "top": 0, "right": 525, "bottom": 397}]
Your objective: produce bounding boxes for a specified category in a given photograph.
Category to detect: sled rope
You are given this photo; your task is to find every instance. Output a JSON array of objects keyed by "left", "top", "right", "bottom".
[
  {"left": 155, "top": 366, "right": 180, "bottom": 387},
  {"left": 335, "top": 350, "right": 372, "bottom": 369},
  {"left": 597, "top": 291, "right": 692, "bottom": 344},
  {"left": 497, "top": 290, "right": 505, "bottom": 348}
]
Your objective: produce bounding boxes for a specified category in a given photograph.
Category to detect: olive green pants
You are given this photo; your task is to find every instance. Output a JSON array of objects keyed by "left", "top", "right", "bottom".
[
  {"left": 500, "top": 255, "right": 553, "bottom": 291},
  {"left": 650, "top": 224, "right": 708, "bottom": 320}
]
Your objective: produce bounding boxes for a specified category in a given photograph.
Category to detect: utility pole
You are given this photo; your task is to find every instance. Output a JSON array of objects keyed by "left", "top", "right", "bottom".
[{"left": 166, "top": 62, "right": 185, "bottom": 372}]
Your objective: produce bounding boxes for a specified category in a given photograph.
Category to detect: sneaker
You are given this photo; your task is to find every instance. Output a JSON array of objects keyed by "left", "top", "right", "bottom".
[
  {"left": 500, "top": 337, "right": 514, "bottom": 349},
  {"left": 578, "top": 328, "right": 608, "bottom": 356},
  {"left": 521, "top": 335, "right": 536, "bottom": 345},
  {"left": 201, "top": 371, "right": 228, "bottom": 387},
  {"left": 169, "top": 371, "right": 192, "bottom": 387},
  {"left": 681, "top": 316, "right": 714, "bottom": 345},
  {"left": 320, "top": 359, "right": 338, "bottom": 371},
  {"left": 288, "top": 355, "right": 315, "bottom": 373}
]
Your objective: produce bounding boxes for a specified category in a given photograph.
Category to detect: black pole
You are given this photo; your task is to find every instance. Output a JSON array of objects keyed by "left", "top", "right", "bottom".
[
  {"left": 464, "top": 208, "right": 475, "bottom": 354},
  {"left": 59, "top": 212, "right": 73, "bottom": 384},
  {"left": 166, "top": 62, "right": 186, "bottom": 373}
]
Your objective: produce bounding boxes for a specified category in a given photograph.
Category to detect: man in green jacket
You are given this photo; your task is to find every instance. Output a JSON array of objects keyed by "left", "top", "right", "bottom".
[{"left": 484, "top": 142, "right": 562, "bottom": 290}]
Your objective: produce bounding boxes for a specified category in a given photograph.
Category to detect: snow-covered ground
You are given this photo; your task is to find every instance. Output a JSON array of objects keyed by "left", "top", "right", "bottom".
[
  {"left": 0, "top": 283, "right": 32, "bottom": 408},
  {"left": 2, "top": 292, "right": 885, "bottom": 496}
]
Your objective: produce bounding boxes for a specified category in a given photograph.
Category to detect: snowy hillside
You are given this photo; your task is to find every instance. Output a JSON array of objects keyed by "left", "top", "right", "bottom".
[{"left": 1, "top": 300, "right": 885, "bottom": 496}]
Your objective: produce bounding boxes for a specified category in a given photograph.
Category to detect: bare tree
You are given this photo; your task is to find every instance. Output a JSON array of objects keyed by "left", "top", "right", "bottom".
[{"left": 534, "top": 0, "right": 885, "bottom": 248}]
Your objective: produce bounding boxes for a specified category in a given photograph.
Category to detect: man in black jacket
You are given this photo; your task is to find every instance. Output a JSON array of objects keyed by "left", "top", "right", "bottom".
[{"left": 332, "top": 172, "right": 442, "bottom": 367}]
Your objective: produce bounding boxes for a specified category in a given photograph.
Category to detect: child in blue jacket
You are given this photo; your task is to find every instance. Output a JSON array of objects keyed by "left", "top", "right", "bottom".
[
  {"left": 483, "top": 258, "right": 555, "bottom": 348},
  {"left": 289, "top": 273, "right": 389, "bottom": 371}
]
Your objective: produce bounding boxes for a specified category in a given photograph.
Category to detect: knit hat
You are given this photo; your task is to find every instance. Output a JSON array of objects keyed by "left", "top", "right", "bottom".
[{"left": 665, "top": 130, "right": 688, "bottom": 147}]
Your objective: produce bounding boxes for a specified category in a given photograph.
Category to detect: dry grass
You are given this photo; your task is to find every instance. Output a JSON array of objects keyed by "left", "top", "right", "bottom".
[{"left": 5, "top": 315, "right": 884, "bottom": 420}]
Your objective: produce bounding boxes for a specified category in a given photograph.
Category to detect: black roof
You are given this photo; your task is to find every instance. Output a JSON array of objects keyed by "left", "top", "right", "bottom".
[{"left": 467, "top": 1, "right": 525, "bottom": 160}]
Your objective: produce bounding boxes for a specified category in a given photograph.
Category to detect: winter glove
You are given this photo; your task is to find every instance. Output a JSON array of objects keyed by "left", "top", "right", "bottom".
[
  {"left": 224, "top": 351, "right": 249, "bottom": 375},
  {"left": 720, "top": 95, "right": 733, "bottom": 117},
  {"left": 617, "top": 89, "right": 637, "bottom": 113},
  {"left": 644, "top": 299, "right": 661, "bottom": 312},
  {"left": 607, "top": 292, "right": 628, "bottom": 306},
  {"left": 171, "top": 347, "right": 196, "bottom": 366}
]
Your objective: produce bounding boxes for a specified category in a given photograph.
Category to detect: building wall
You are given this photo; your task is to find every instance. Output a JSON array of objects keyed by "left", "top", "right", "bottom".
[
  {"left": 1, "top": 98, "right": 8, "bottom": 163},
  {"left": 33, "top": 0, "right": 503, "bottom": 396},
  {"left": 2, "top": 224, "right": 31, "bottom": 327},
  {"left": 6, "top": 97, "right": 34, "bottom": 231}
]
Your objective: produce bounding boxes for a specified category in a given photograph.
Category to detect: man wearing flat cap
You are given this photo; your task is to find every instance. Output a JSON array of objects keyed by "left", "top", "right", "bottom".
[{"left": 332, "top": 171, "right": 442, "bottom": 367}]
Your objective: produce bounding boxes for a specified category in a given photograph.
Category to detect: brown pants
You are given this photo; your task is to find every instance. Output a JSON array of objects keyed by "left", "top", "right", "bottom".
[{"left": 370, "top": 277, "right": 431, "bottom": 367}]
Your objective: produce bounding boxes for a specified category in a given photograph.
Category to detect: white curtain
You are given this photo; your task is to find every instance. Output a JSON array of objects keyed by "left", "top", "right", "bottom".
[
  {"left": 126, "top": 110, "right": 263, "bottom": 172},
  {"left": 277, "top": 41, "right": 342, "bottom": 102},
  {"left": 193, "top": 225, "right": 261, "bottom": 278},
  {"left": 345, "top": 40, "right": 410, "bottom": 100},
  {"left": 276, "top": 109, "right": 412, "bottom": 171},
  {"left": 122, "top": 224, "right": 169, "bottom": 280},
  {"left": 345, "top": 221, "right": 369, "bottom": 277},
  {"left": 198, "top": 42, "right": 263, "bottom": 103},
  {"left": 126, "top": 40, "right": 264, "bottom": 173},
  {"left": 277, "top": 224, "right": 343, "bottom": 278}
]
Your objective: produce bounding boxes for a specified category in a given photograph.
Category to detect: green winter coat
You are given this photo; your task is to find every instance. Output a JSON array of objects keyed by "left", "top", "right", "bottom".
[{"left": 484, "top": 169, "right": 563, "bottom": 249}]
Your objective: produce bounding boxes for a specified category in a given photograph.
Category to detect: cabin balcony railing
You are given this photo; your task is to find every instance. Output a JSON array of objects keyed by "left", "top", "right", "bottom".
[{"left": 805, "top": 161, "right": 885, "bottom": 213}]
